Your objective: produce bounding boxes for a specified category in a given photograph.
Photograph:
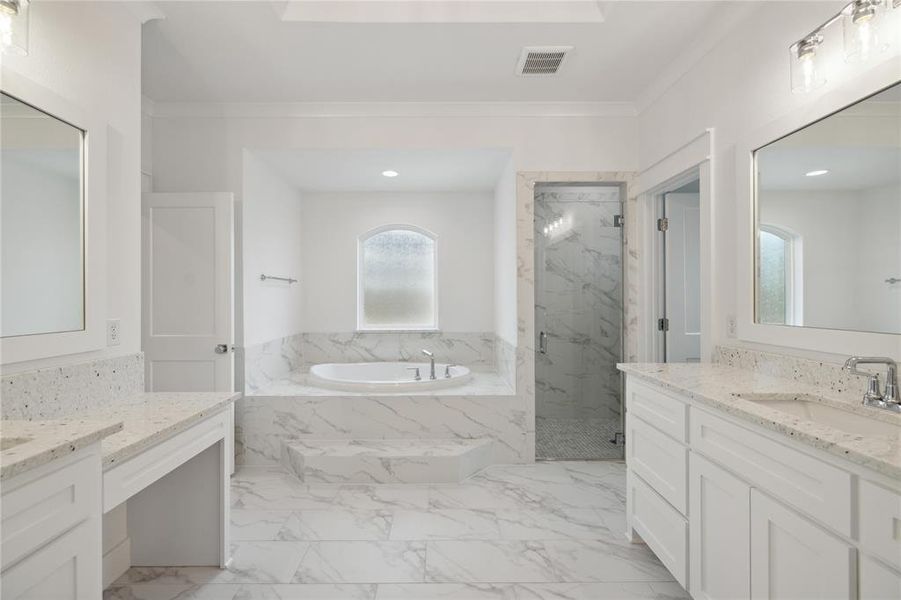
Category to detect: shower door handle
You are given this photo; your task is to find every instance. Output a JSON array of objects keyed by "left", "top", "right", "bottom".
[{"left": 538, "top": 331, "right": 548, "bottom": 354}]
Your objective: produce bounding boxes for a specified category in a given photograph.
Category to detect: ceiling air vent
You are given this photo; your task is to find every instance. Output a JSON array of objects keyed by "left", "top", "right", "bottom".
[{"left": 516, "top": 46, "right": 573, "bottom": 76}]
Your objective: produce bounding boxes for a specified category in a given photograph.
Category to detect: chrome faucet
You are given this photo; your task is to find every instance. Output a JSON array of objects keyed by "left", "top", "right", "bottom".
[
  {"left": 843, "top": 356, "right": 900, "bottom": 413},
  {"left": 445, "top": 364, "right": 457, "bottom": 378},
  {"left": 421, "top": 349, "right": 436, "bottom": 380}
]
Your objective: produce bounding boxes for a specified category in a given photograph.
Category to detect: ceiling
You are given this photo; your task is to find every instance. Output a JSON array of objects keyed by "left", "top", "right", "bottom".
[
  {"left": 142, "top": 1, "right": 749, "bottom": 103},
  {"left": 757, "top": 146, "right": 901, "bottom": 192},
  {"left": 253, "top": 148, "right": 512, "bottom": 192}
]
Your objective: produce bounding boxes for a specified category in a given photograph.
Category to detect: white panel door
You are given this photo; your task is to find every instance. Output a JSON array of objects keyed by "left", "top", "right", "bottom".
[
  {"left": 750, "top": 489, "right": 854, "bottom": 600},
  {"left": 142, "top": 193, "right": 233, "bottom": 392},
  {"left": 664, "top": 192, "right": 701, "bottom": 362},
  {"left": 690, "top": 453, "right": 751, "bottom": 600}
]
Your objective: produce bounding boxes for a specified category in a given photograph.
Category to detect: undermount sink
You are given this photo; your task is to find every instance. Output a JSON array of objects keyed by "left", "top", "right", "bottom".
[
  {"left": 0, "top": 436, "right": 33, "bottom": 451},
  {"left": 737, "top": 393, "right": 901, "bottom": 437}
]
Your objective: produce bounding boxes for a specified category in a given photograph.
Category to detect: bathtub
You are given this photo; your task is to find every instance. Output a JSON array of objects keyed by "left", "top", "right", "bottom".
[{"left": 308, "top": 361, "right": 472, "bottom": 392}]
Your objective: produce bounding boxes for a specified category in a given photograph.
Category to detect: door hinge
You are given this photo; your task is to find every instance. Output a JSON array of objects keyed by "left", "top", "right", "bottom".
[
  {"left": 658, "top": 317, "right": 670, "bottom": 332},
  {"left": 613, "top": 215, "right": 624, "bottom": 228},
  {"left": 657, "top": 217, "right": 669, "bottom": 232}
]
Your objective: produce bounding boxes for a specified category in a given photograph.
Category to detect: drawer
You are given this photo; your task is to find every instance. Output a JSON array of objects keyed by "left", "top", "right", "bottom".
[
  {"left": 691, "top": 408, "right": 852, "bottom": 536},
  {"left": 626, "top": 378, "right": 688, "bottom": 442},
  {"left": 630, "top": 471, "right": 688, "bottom": 588},
  {"left": 859, "top": 480, "right": 901, "bottom": 570},
  {"left": 627, "top": 414, "right": 688, "bottom": 514},
  {"left": 1, "top": 446, "right": 101, "bottom": 571}
]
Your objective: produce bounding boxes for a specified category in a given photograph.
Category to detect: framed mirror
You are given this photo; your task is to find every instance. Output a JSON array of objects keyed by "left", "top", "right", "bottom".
[
  {"left": 0, "top": 70, "right": 106, "bottom": 366},
  {"left": 753, "top": 81, "right": 901, "bottom": 336},
  {"left": 1, "top": 92, "right": 85, "bottom": 338}
]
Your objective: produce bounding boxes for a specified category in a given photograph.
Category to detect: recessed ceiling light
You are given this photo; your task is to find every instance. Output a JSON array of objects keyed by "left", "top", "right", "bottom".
[
  {"left": 805, "top": 169, "right": 829, "bottom": 177},
  {"left": 382, "top": 170, "right": 399, "bottom": 178}
]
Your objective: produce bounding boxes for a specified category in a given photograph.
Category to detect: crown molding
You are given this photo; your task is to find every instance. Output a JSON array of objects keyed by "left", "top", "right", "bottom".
[{"left": 147, "top": 100, "right": 637, "bottom": 119}]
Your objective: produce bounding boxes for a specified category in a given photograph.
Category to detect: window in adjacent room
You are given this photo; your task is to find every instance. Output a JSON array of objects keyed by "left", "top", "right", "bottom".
[{"left": 757, "top": 225, "right": 802, "bottom": 326}]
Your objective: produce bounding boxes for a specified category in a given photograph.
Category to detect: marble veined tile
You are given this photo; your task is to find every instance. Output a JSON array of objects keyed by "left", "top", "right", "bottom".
[
  {"left": 376, "top": 583, "right": 516, "bottom": 599},
  {"left": 426, "top": 540, "right": 560, "bottom": 584},
  {"left": 512, "top": 582, "right": 689, "bottom": 600},
  {"left": 542, "top": 539, "right": 674, "bottom": 582},
  {"left": 231, "top": 510, "right": 293, "bottom": 541},
  {"left": 232, "top": 478, "right": 340, "bottom": 511},
  {"left": 333, "top": 484, "right": 431, "bottom": 510},
  {"left": 471, "top": 463, "right": 575, "bottom": 486},
  {"left": 428, "top": 481, "right": 537, "bottom": 511},
  {"left": 389, "top": 509, "right": 501, "bottom": 540},
  {"left": 277, "top": 510, "right": 393, "bottom": 541},
  {"left": 293, "top": 541, "right": 426, "bottom": 584},
  {"left": 105, "top": 583, "right": 377, "bottom": 600},
  {"left": 496, "top": 508, "right": 610, "bottom": 541}
]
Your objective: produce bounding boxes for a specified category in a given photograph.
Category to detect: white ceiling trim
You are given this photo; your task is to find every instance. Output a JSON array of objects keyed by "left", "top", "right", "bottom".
[
  {"left": 276, "top": 0, "right": 605, "bottom": 23},
  {"left": 149, "top": 101, "right": 637, "bottom": 119}
]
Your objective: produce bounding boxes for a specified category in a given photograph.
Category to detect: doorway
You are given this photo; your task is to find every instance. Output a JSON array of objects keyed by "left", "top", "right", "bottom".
[
  {"left": 534, "top": 183, "right": 624, "bottom": 460},
  {"left": 656, "top": 179, "right": 701, "bottom": 362}
]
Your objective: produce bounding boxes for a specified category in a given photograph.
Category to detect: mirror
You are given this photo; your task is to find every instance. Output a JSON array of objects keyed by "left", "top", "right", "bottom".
[
  {"left": 1, "top": 92, "right": 85, "bottom": 338},
  {"left": 754, "top": 82, "right": 901, "bottom": 335}
]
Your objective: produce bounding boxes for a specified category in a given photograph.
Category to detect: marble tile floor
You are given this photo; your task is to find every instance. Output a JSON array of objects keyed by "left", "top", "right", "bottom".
[{"left": 106, "top": 462, "right": 687, "bottom": 600}]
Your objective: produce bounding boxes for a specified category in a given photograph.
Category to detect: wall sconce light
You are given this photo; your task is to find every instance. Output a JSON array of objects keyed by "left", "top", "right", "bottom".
[
  {"left": 790, "top": 32, "right": 826, "bottom": 94},
  {"left": 843, "top": 0, "right": 890, "bottom": 62},
  {"left": 0, "top": 0, "right": 28, "bottom": 56}
]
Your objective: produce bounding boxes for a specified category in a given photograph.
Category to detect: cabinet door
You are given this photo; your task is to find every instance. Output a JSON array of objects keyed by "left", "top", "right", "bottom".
[
  {"left": 1, "top": 520, "right": 101, "bottom": 599},
  {"left": 860, "top": 555, "right": 901, "bottom": 600},
  {"left": 690, "top": 453, "right": 751, "bottom": 600},
  {"left": 750, "top": 490, "right": 854, "bottom": 600}
]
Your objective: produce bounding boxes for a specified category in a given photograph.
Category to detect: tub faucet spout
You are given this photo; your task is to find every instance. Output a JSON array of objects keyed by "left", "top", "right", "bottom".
[{"left": 421, "top": 349, "right": 436, "bottom": 380}]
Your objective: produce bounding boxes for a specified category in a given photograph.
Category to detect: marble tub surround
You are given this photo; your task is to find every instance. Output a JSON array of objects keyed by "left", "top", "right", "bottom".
[
  {"left": 1, "top": 352, "right": 145, "bottom": 420},
  {"left": 301, "top": 332, "right": 497, "bottom": 371},
  {"left": 0, "top": 418, "right": 123, "bottom": 480},
  {"left": 495, "top": 336, "right": 516, "bottom": 389},
  {"left": 106, "top": 461, "right": 687, "bottom": 599},
  {"left": 237, "top": 392, "right": 531, "bottom": 467},
  {"left": 99, "top": 391, "right": 240, "bottom": 468},
  {"left": 712, "top": 344, "right": 882, "bottom": 406},
  {"left": 243, "top": 333, "right": 304, "bottom": 394},
  {"left": 618, "top": 362, "right": 901, "bottom": 478},
  {"left": 281, "top": 438, "right": 494, "bottom": 483}
]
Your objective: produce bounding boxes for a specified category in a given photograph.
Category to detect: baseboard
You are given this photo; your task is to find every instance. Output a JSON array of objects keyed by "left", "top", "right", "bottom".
[{"left": 102, "top": 536, "right": 131, "bottom": 588}]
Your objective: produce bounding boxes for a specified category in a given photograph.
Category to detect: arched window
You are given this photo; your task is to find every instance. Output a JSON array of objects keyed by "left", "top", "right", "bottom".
[
  {"left": 757, "top": 224, "right": 803, "bottom": 326},
  {"left": 358, "top": 225, "right": 437, "bottom": 330}
]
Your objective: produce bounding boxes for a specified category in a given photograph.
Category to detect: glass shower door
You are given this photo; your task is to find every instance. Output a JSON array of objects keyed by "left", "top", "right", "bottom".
[{"left": 534, "top": 184, "right": 624, "bottom": 460}]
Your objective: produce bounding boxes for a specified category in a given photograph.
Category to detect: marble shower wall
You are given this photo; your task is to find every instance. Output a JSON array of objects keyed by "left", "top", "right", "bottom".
[
  {"left": 534, "top": 186, "right": 623, "bottom": 421},
  {"left": 1, "top": 352, "right": 145, "bottom": 420}
]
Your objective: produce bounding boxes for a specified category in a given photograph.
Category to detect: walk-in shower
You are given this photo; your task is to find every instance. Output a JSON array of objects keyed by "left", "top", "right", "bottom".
[{"left": 534, "top": 183, "right": 624, "bottom": 460}]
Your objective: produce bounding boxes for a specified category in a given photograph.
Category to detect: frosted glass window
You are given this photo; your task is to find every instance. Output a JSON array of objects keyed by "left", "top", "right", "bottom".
[
  {"left": 757, "top": 226, "right": 800, "bottom": 326},
  {"left": 359, "top": 228, "right": 436, "bottom": 329}
]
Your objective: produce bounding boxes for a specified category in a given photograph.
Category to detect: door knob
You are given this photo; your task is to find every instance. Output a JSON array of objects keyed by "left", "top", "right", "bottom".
[{"left": 214, "top": 344, "right": 231, "bottom": 354}]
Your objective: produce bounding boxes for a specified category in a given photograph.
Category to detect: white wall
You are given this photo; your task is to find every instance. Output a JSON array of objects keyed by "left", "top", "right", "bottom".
[
  {"left": 300, "top": 191, "right": 495, "bottom": 332},
  {"left": 493, "top": 157, "right": 517, "bottom": 344},
  {"left": 242, "top": 152, "right": 305, "bottom": 346},
  {"left": 1, "top": 3, "right": 143, "bottom": 372},
  {"left": 637, "top": 0, "right": 900, "bottom": 358}
]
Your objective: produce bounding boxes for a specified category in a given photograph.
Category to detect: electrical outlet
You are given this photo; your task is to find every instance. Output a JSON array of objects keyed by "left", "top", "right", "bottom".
[
  {"left": 107, "top": 319, "right": 121, "bottom": 346},
  {"left": 726, "top": 315, "right": 737, "bottom": 338}
]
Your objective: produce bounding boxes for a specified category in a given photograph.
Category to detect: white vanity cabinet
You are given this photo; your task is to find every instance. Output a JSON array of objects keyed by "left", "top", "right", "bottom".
[
  {"left": 624, "top": 375, "right": 901, "bottom": 600},
  {"left": 1, "top": 444, "right": 103, "bottom": 599}
]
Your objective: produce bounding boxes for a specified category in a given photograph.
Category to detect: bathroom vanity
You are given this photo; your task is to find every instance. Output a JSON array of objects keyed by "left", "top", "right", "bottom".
[
  {"left": 0, "top": 392, "right": 238, "bottom": 599},
  {"left": 619, "top": 363, "right": 901, "bottom": 600}
]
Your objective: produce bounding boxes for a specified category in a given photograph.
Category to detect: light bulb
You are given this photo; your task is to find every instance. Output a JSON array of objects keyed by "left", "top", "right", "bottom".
[
  {"left": 843, "top": 0, "right": 889, "bottom": 62},
  {"left": 790, "top": 33, "right": 826, "bottom": 94}
]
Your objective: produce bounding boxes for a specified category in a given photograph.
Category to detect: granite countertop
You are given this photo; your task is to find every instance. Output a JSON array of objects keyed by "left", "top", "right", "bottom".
[
  {"left": 100, "top": 391, "right": 240, "bottom": 469},
  {"left": 1, "top": 419, "right": 123, "bottom": 481},
  {"left": 618, "top": 362, "right": 901, "bottom": 479}
]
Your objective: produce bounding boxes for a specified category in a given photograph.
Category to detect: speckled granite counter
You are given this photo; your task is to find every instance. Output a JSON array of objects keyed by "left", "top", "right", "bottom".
[
  {"left": 100, "top": 392, "right": 240, "bottom": 469},
  {"left": 1, "top": 419, "right": 123, "bottom": 481},
  {"left": 618, "top": 362, "right": 901, "bottom": 479}
]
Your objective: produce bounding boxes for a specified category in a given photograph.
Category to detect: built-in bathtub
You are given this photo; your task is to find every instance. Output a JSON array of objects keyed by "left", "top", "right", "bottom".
[{"left": 309, "top": 361, "right": 471, "bottom": 392}]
